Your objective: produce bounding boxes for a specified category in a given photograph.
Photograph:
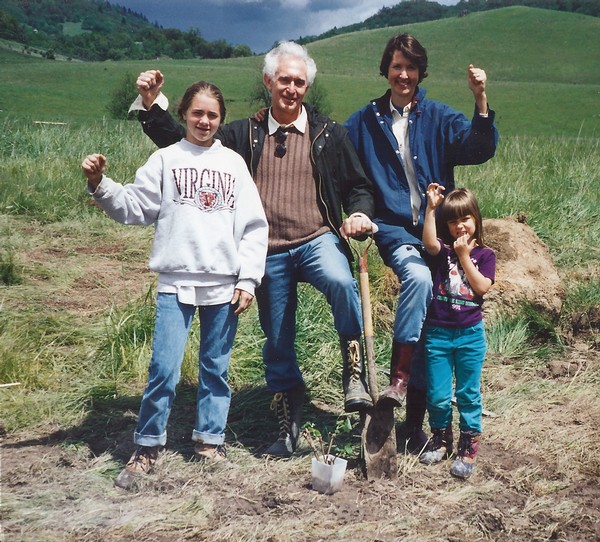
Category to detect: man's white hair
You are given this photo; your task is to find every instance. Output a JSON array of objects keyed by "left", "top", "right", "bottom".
[{"left": 263, "top": 41, "right": 317, "bottom": 86}]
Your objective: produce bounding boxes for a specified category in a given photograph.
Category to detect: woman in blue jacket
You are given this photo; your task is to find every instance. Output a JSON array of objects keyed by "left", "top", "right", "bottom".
[{"left": 344, "top": 33, "right": 498, "bottom": 453}]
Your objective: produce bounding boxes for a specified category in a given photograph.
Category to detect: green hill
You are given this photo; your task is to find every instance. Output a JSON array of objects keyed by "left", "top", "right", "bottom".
[
  {"left": 0, "top": 7, "right": 598, "bottom": 137},
  {"left": 299, "top": 0, "right": 600, "bottom": 44}
]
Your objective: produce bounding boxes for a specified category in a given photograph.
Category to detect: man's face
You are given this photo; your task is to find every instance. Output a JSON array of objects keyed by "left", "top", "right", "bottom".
[
  {"left": 387, "top": 50, "right": 419, "bottom": 108},
  {"left": 264, "top": 56, "right": 309, "bottom": 121}
]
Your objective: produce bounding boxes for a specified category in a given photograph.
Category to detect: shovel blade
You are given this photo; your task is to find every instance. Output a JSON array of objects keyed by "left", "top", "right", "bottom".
[{"left": 362, "top": 407, "right": 398, "bottom": 480}]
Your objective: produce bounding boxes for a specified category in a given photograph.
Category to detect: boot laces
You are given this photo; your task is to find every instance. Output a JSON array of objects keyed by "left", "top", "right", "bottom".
[
  {"left": 126, "top": 446, "right": 157, "bottom": 474},
  {"left": 271, "top": 392, "right": 291, "bottom": 437},
  {"left": 347, "top": 339, "right": 361, "bottom": 382}
]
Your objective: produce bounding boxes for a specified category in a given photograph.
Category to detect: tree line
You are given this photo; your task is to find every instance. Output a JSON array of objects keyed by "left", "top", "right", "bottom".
[{"left": 0, "top": 0, "right": 252, "bottom": 61}]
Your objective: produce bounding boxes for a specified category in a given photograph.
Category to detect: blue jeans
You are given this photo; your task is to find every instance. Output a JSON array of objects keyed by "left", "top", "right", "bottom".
[
  {"left": 255, "top": 232, "right": 362, "bottom": 391},
  {"left": 386, "top": 244, "right": 432, "bottom": 345},
  {"left": 424, "top": 321, "right": 486, "bottom": 434},
  {"left": 134, "top": 293, "right": 237, "bottom": 447}
]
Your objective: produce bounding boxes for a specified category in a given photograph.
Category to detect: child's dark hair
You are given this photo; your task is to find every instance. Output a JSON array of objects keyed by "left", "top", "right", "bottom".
[
  {"left": 176, "top": 81, "right": 226, "bottom": 122},
  {"left": 438, "top": 188, "right": 486, "bottom": 247}
]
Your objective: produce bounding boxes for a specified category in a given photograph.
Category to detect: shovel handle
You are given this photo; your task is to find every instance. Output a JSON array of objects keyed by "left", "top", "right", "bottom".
[
  {"left": 351, "top": 237, "right": 379, "bottom": 399},
  {"left": 359, "top": 270, "right": 374, "bottom": 339}
]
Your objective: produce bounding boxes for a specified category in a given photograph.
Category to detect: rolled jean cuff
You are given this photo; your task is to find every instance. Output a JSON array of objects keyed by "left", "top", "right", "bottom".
[
  {"left": 134, "top": 431, "right": 167, "bottom": 448},
  {"left": 192, "top": 430, "right": 225, "bottom": 446}
]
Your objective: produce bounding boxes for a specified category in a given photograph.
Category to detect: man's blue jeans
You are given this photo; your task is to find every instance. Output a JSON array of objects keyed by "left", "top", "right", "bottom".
[
  {"left": 424, "top": 321, "right": 486, "bottom": 434},
  {"left": 255, "top": 232, "right": 362, "bottom": 392},
  {"left": 134, "top": 293, "right": 237, "bottom": 447}
]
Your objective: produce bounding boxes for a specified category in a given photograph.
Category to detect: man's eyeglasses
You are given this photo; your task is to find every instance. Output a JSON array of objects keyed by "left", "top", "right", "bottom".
[{"left": 274, "top": 128, "right": 287, "bottom": 158}]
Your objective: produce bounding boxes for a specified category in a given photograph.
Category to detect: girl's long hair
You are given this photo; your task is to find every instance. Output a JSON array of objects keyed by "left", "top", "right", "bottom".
[{"left": 438, "top": 187, "right": 486, "bottom": 247}]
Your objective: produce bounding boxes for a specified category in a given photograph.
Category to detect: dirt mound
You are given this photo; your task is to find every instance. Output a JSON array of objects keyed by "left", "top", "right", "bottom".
[{"left": 484, "top": 217, "right": 565, "bottom": 321}]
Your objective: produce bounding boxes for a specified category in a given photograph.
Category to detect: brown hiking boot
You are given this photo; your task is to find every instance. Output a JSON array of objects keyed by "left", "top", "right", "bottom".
[
  {"left": 114, "top": 445, "right": 159, "bottom": 490},
  {"left": 194, "top": 442, "right": 227, "bottom": 463},
  {"left": 341, "top": 337, "right": 373, "bottom": 412}
]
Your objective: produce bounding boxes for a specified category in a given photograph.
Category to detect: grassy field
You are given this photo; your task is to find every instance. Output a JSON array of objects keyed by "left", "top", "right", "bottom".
[
  {"left": 1, "top": 7, "right": 599, "bottom": 135},
  {"left": 1, "top": 6, "right": 600, "bottom": 541}
]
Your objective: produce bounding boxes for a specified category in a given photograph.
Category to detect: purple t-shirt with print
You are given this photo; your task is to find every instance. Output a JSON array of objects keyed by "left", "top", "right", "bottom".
[{"left": 426, "top": 241, "right": 496, "bottom": 328}]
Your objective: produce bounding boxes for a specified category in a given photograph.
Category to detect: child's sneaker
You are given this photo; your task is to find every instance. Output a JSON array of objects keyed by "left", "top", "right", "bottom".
[
  {"left": 194, "top": 442, "right": 227, "bottom": 463},
  {"left": 115, "top": 445, "right": 159, "bottom": 489},
  {"left": 420, "top": 426, "right": 453, "bottom": 465},
  {"left": 450, "top": 431, "right": 480, "bottom": 479}
]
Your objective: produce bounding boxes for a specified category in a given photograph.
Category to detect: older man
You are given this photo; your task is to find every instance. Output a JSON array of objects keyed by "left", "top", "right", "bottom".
[{"left": 131, "top": 41, "right": 375, "bottom": 456}]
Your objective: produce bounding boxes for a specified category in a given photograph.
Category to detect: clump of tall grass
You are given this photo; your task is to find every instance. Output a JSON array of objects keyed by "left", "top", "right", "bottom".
[
  {"left": 561, "top": 278, "right": 600, "bottom": 340},
  {"left": 562, "top": 279, "right": 600, "bottom": 318},
  {"left": 0, "top": 248, "right": 22, "bottom": 285},
  {"left": 0, "top": 117, "right": 155, "bottom": 223},
  {"left": 486, "top": 312, "right": 530, "bottom": 360},
  {"left": 96, "top": 286, "right": 156, "bottom": 386},
  {"left": 486, "top": 300, "right": 563, "bottom": 366}
]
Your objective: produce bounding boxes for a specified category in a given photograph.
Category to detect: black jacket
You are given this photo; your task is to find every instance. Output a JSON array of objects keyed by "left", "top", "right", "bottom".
[{"left": 138, "top": 103, "right": 374, "bottom": 260}]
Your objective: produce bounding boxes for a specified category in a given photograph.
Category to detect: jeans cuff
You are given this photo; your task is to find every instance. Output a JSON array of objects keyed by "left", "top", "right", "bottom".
[
  {"left": 134, "top": 431, "right": 167, "bottom": 447},
  {"left": 192, "top": 430, "right": 225, "bottom": 445}
]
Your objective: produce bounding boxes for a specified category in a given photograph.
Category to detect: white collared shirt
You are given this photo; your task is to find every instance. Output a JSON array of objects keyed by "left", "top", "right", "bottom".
[
  {"left": 267, "top": 106, "right": 308, "bottom": 135},
  {"left": 129, "top": 92, "right": 169, "bottom": 113},
  {"left": 390, "top": 98, "right": 420, "bottom": 226}
]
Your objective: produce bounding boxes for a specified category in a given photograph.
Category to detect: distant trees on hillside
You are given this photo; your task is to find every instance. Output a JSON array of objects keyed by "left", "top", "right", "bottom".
[
  {"left": 0, "top": 10, "right": 23, "bottom": 41},
  {"left": 0, "top": 0, "right": 254, "bottom": 61},
  {"left": 298, "top": 0, "right": 600, "bottom": 45}
]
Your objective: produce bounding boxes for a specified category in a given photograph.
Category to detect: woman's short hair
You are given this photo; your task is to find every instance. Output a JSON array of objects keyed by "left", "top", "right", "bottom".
[{"left": 379, "top": 33, "right": 428, "bottom": 83}]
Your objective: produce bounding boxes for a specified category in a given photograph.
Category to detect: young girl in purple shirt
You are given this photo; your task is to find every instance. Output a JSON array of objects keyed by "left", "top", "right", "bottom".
[{"left": 420, "top": 184, "right": 496, "bottom": 479}]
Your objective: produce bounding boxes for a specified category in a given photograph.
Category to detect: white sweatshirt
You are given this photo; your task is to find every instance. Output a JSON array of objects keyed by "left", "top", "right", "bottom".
[{"left": 92, "top": 139, "right": 268, "bottom": 300}]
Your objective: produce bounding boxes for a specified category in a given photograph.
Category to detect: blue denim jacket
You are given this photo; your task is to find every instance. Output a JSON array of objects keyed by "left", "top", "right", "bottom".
[{"left": 344, "top": 87, "right": 498, "bottom": 263}]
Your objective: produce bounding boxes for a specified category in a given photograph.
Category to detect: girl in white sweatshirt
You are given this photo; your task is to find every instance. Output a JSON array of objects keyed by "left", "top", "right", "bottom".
[{"left": 82, "top": 80, "right": 268, "bottom": 490}]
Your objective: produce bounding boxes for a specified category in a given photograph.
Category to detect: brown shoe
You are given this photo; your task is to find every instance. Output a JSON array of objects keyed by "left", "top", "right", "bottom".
[
  {"left": 115, "top": 446, "right": 159, "bottom": 490},
  {"left": 194, "top": 442, "right": 227, "bottom": 463}
]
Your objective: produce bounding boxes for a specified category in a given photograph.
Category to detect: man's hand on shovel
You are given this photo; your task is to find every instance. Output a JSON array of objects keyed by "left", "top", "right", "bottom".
[{"left": 339, "top": 213, "right": 379, "bottom": 240}]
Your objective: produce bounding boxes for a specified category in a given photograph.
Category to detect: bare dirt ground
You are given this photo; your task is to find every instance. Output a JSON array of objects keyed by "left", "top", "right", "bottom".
[{"left": 1, "top": 218, "right": 599, "bottom": 541}]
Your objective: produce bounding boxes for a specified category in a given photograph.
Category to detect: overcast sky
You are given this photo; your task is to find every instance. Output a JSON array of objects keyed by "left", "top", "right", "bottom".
[{"left": 114, "top": 0, "right": 458, "bottom": 53}]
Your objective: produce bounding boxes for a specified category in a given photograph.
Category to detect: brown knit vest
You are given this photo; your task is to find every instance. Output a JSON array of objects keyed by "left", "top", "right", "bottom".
[{"left": 256, "top": 127, "right": 329, "bottom": 253}]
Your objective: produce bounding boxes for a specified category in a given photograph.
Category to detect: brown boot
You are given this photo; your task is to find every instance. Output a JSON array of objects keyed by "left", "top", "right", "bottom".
[
  {"left": 377, "top": 342, "right": 414, "bottom": 408},
  {"left": 341, "top": 337, "right": 373, "bottom": 413},
  {"left": 114, "top": 445, "right": 160, "bottom": 490}
]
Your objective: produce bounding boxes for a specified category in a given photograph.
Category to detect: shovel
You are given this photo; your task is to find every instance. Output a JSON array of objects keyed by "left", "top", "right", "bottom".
[{"left": 352, "top": 237, "right": 398, "bottom": 480}]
